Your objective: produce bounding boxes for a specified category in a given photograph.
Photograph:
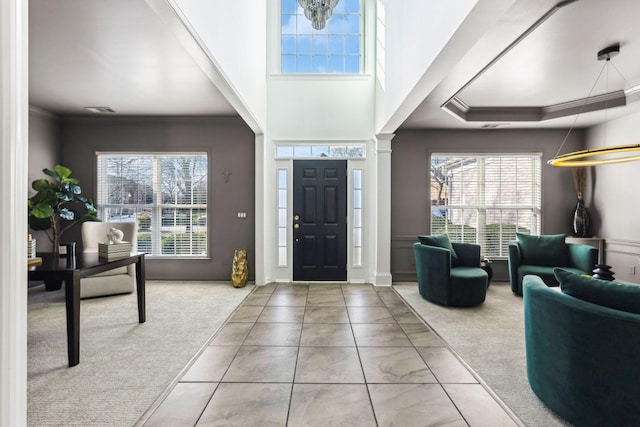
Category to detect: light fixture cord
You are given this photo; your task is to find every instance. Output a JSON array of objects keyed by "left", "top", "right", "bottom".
[{"left": 554, "top": 60, "right": 609, "bottom": 158}]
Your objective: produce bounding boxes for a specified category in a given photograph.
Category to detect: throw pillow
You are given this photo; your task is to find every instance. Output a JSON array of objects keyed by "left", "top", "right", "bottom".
[
  {"left": 418, "top": 234, "right": 459, "bottom": 267},
  {"left": 555, "top": 268, "right": 640, "bottom": 314},
  {"left": 516, "top": 233, "right": 569, "bottom": 267}
]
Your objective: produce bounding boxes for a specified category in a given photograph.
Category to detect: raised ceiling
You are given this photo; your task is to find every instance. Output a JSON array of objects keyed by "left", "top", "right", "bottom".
[
  {"left": 28, "top": 0, "right": 640, "bottom": 130},
  {"left": 402, "top": 0, "right": 640, "bottom": 129}
]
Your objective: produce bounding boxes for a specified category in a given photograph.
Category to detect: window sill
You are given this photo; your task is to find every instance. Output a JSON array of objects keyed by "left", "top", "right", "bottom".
[{"left": 270, "top": 73, "right": 371, "bottom": 82}]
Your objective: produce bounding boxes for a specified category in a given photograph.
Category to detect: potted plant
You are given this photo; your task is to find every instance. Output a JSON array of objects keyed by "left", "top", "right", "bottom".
[{"left": 28, "top": 165, "right": 99, "bottom": 254}]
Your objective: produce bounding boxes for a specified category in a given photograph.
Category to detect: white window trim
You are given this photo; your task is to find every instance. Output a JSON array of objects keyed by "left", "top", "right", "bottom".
[{"left": 96, "top": 152, "right": 208, "bottom": 259}]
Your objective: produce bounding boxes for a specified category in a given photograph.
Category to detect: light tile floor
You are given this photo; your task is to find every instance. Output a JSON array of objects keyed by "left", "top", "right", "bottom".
[{"left": 142, "top": 283, "right": 521, "bottom": 427}]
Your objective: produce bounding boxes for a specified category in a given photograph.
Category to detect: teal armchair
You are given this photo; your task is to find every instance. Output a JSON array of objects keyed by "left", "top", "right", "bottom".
[
  {"left": 413, "top": 240, "right": 488, "bottom": 307},
  {"left": 524, "top": 273, "right": 640, "bottom": 426},
  {"left": 508, "top": 233, "right": 598, "bottom": 295}
]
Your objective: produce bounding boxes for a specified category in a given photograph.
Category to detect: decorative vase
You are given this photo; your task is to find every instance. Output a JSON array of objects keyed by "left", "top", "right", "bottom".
[
  {"left": 592, "top": 264, "right": 615, "bottom": 281},
  {"left": 572, "top": 195, "right": 590, "bottom": 237},
  {"left": 231, "top": 249, "right": 248, "bottom": 288}
]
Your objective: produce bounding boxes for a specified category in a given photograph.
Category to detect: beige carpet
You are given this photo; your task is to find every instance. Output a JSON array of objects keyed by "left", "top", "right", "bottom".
[
  {"left": 394, "top": 281, "right": 572, "bottom": 427},
  {"left": 27, "top": 280, "right": 253, "bottom": 427}
]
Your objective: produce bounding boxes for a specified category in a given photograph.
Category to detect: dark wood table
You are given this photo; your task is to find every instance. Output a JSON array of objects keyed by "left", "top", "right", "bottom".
[{"left": 28, "top": 252, "right": 146, "bottom": 367}]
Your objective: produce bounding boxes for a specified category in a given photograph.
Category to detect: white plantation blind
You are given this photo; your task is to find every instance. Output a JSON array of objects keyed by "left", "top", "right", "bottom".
[
  {"left": 430, "top": 154, "right": 541, "bottom": 258},
  {"left": 96, "top": 153, "right": 208, "bottom": 257}
]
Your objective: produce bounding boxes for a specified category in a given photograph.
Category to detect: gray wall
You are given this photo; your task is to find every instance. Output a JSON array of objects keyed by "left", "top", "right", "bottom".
[
  {"left": 585, "top": 112, "right": 640, "bottom": 284},
  {"left": 59, "top": 116, "right": 255, "bottom": 281},
  {"left": 28, "top": 108, "right": 62, "bottom": 251},
  {"left": 390, "top": 128, "right": 583, "bottom": 282}
]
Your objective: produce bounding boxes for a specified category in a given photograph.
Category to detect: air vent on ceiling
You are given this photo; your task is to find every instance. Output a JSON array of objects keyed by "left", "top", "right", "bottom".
[
  {"left": 84, "top": 107, "right": 116, "bottom": 113},
  {"left": 481, "top": 123, "right": 506, "bottom": 129}
]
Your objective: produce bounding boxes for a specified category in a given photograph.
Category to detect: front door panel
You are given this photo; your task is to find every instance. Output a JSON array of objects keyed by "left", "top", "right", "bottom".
[{"left": 293, "top": 160, "right": 347, "bottom": 281}]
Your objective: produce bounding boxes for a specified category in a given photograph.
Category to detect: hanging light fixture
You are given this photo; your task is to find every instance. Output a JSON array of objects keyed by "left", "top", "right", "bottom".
[
  {"left": 297, "top": 0, "right": 340, "bottom": 30},
  {"left": 548, "top": 44, "right": 640, "bottom": 167}
]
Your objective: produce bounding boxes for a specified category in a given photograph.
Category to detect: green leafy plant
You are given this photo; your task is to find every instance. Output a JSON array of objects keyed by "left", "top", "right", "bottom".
[{"left": 28, "top": 165, "right": 99, "bottom": 252}]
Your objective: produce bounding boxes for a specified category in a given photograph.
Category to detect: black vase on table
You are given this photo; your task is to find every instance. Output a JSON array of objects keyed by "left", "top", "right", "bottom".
[{"left": 573, "top": 195, "right": 590, "bottom": 237}]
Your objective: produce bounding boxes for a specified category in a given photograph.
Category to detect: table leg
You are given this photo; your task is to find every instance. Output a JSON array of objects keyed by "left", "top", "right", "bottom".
[
  {"left": 65, "top": 270, "right": 81, "bottom": 367},
  {"left": 136, "top": 255, "right": 146, "bottom": 323}
]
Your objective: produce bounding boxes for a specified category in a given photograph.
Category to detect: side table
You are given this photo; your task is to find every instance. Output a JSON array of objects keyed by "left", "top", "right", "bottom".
[{"left": 480, "top": 257, "right": 493, "bottom": 286}]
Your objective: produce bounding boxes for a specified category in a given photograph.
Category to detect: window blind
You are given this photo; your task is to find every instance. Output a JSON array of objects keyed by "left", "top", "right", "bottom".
[
  {"left": 430, "top": 154, "right": 541, "bottom": 258},
  {"left": 96, "top": 153, "right": 208, "bottom": 257}
]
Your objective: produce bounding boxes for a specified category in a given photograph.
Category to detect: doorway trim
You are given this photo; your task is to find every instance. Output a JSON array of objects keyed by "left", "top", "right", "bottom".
[{"left": 272, "top": 143, "right": 368, "bottom": 283}]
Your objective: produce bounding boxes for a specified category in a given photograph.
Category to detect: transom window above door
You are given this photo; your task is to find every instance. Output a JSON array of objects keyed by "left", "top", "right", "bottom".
[{"left": 281, "top": 0, "right": 362, "bottom": 74}]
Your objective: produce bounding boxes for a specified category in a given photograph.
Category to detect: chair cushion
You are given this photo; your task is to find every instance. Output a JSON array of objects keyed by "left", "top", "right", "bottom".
[
  {"left": 516, "top": 233, "right": 569, "bottom": 267},
  {"left": 555, "top": 268, "right": 640, "bottom": 315},
  {"left": 418, "top": 234, "right": 459, "bottom": 267}
]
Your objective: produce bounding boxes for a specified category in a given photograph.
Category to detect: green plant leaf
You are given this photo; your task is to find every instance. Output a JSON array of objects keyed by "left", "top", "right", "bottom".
[
  {"left": 85, "top": 202, "right": 97, "bottom": 214},
  {"left": 54, "top": 164, "right": 72, "bottom": 180},
  {"left": 31, "top": 178, "right": 55, "bottom": 192},
  {"left": 30, "top": 203, "right": 54, "bottom": 218},
  {"left": 58, "top": 207, "right": 75, "bottom": 220},
  {"left": 42, "top": 168, "right": 58, "bottom": 180},
  {"left": 56, "top": 191, "right": 74, "bottom": 202},
  {"left": 69, "top": 184, "right": 81, "bottom": 194}
]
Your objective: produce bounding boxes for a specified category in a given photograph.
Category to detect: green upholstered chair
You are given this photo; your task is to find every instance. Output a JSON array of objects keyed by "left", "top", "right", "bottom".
[
  {"left": 523, "top": 272, "right": 640, "bottom": 427},
  {"left": 508, "top": 233, "right": 598, "bottom": 295},
  {"left": 413, "top": 236, "right": 488, "bottom": 307}
]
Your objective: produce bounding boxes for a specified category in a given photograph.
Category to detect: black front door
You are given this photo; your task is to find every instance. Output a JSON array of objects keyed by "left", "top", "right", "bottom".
[{"left": 293, "top": 160, "right": 347, "bottom": 281}]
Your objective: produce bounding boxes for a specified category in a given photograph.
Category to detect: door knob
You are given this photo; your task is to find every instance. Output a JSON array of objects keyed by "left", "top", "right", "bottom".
[{"left": 294, "top": 224, "right": 300, "bottom": 229}]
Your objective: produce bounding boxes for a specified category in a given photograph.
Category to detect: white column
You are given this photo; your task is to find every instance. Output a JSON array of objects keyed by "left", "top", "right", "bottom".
[
  {"left": 375, "top": 134, "right": 394, "bottom": 286},
  {"left": 254, "top": 133, "right": 266, "bottom": 285},
  {"left": 1, "top": 0, "right": 28, "bottom": 425}
]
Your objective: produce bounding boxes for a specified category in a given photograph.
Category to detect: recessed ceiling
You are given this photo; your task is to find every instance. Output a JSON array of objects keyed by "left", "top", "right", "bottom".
[{"left": 401, "top": 0, "right": 640, "bottom": 129}]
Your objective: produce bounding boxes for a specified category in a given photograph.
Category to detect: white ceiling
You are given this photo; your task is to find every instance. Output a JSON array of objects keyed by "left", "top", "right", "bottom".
[
  {"left": 28, "top": 0, "right": 640, "bottom": 130},
  {"left": 29, "top": 0, "right": 237, "bottom": 116}
]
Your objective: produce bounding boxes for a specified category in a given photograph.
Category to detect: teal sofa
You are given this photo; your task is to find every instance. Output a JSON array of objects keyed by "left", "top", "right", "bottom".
[
  {"left": 413, "top": 236, "right": 487, "bottom": 307},
  {"left": 508, "top": 233, "right": 598, "bottom": 295},
  {"left": 523, "top": 271, "right": 640, "bottom": 426}
]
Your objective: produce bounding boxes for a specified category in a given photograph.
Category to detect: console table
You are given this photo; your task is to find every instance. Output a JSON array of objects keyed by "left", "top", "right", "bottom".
[{"left": 28, "top": 252, "right": 146, "bottom": 367}]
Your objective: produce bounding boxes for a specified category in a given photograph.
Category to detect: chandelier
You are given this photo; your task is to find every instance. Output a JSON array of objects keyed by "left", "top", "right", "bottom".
[{"left": 297, "top": 0, "right": 340, "bottom": 30}]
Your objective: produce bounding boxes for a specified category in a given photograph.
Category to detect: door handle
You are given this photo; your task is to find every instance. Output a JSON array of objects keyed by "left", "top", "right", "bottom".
[{"left": 294, "top": 224, "right": 300, "bottom": 229}]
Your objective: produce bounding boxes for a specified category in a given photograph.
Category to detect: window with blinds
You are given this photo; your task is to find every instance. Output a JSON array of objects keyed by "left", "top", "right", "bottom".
[
  {"left": 430, "top": 154, "right": 541, "bottom": 258},
  {"left": 96, "top": 153, "right": 208, "bottom": 257}
]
